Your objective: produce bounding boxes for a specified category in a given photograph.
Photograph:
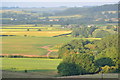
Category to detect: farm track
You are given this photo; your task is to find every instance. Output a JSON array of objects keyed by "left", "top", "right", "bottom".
[
  {"left": 40, "top": 45, "right": 58, "bottom": 57},
  {"left": 0, "top": 45, "right": 58, "bottom": 57}
]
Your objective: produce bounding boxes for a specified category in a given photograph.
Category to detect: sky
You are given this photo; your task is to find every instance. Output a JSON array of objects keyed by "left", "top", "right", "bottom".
[
  {"left": 1, "top": 0, "right": 119, "bottom": 8},
  {"left": 1, "top": 0, "right": 120, "bottom": 2}
]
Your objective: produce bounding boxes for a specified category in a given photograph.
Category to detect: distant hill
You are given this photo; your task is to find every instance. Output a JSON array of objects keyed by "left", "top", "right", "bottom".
[
  {"left": 1, "top": 4, "right": 118, "bottom": 25},
  {"left": 55, "top": 4, "right": 118, "bottom": 15}
]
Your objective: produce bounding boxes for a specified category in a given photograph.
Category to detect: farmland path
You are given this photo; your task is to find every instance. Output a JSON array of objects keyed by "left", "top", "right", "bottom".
[{"left": 40, "top": 45, "right": 57, "bottom": 57}]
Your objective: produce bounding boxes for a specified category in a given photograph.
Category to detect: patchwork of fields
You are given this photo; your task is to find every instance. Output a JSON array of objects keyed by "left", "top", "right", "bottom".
[{"left": 1, "top": 24, "right": 102, "bottom": 78}]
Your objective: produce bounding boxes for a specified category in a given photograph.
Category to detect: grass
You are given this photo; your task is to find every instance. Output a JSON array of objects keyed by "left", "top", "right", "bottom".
[
  {"left": 1, "top": 36, "right": 101, "bottom": 56},
  {"left": 1, "top": 36, "right": 75, "bottom": 56},
  {"left": 2, "top": 58, "right": 118, "bottom": 78},
  {"left": 2, "top": 58, "right": 62, "bottom": 71}
]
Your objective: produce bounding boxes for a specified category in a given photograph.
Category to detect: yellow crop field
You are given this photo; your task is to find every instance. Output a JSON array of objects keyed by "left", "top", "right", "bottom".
[
  {"left": 13, "top": 25, "right": 35, "bottom": 27},
  {"left": 1, "top": 27, "right": 46, "bottom": 29},
  {"left": 48, "top": 15, "right": 82, "bottom": 19},
  {"left": 0, "top": 10, "right": 24, "bottom": 13},
  {"left": 1, "top": 31, "right": 72, "bottom": 37},
  {"left": 0, "top": 29, "right": 43, "bottom": 32}
]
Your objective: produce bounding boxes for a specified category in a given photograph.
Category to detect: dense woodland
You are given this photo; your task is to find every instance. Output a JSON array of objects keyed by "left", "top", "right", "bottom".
[
  {"left": 57, "top": 34, "right": 119, "bottom": 76},
  {"left": 71, "top": 25, "right": 118, "bottom": 38}
]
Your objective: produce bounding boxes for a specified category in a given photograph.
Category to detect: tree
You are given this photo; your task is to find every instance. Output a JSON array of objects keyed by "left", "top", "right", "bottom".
[
  {"left": 58, "top": 54, "right": 99, "bottom": 75},
  {"left": 57, "top": 62, "right": 80, "bottom": 76},
  {"left": 27, "top": 29, "right": 29, "bottom": 31},
  {"left": 95, "top": 34, "right": 118, "bottom": 65},
  {"left": 94, "top": 57, "right": 115, "bottom": 67},
  {"left": 93, "top": 30, "right": 111, "bottom": 38},
  {"left": 58, "top": 39, "right": 92, "bottom": 58},
  {"left": 50, "top": 25, "right": 53, "bottom": 27},
  {"left": 72, "top": 27, "right": 97, "bottom": 38},
  {"left": 38, "top": 29, "right": 41, "bottom": 31},
  {"left": 57, "top": 34, "right": 118, "bottom": 76}
]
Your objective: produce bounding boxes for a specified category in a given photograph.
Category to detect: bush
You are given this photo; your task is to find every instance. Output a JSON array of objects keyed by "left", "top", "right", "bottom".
[{"left": 100, "top": 65, "right": 118, "bottom": 73}]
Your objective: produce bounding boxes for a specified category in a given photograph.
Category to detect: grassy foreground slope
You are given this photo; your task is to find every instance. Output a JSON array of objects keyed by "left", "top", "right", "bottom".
[
  {"left": 2, "top": 58, "right": 62, "bottom": 71},
  {"left": 2, "top": 58, "right": 118, "bottom": 78},
  {"left": 2, "top": 58, "right": 62, "bottom": 78}
]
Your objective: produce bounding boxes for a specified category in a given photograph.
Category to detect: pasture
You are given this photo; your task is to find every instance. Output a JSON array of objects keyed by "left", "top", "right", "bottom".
[
  {"left": 1, "top": 36, "right": 101, "bottom": 57},
  {"left": 2, "top": 58, "right": 62, "bottom": 71},
  {"left": 1, "top": 36, "right": 75, "bottom": 57}
]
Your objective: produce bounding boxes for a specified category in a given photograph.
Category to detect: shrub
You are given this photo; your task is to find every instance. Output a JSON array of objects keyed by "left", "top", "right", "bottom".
[{"left": 100, "top": 65, "right": 118, "bottom": 73}]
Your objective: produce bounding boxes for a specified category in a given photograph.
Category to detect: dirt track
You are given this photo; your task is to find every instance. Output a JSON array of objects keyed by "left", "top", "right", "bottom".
[
  {"left": 0, "top": 45, "right": 58, "bottom": 58},
  {"left": 40, "top": 45, "right": 58, "bottom": 57}
]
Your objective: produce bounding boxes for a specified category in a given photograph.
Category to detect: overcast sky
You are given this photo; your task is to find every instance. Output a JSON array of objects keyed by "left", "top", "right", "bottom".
[
  {"left": 1, "top": 0, "right": 120, "bottom": 2},
  {"left": 1, "top": 0, "right": 119, "bottom": 7}
]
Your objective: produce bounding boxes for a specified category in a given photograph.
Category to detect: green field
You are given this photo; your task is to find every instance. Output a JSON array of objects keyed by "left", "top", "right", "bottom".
[
  {"left": 2, "top": 58, "right": 118, "bottom": 78},
  {"left": 1, "top": 36, "right": 101, "bottom": 57},
  {"left": 2, "top": 58, "right": 62, "bottom": 71}
]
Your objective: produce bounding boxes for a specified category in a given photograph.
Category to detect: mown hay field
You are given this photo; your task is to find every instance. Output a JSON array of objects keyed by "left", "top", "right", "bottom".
[
  {"left": 1, "top": 31, "right": 72, "bottom": 37},
  {"left": 1, "top": 27, "right": 69, "bottom": 31}
]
